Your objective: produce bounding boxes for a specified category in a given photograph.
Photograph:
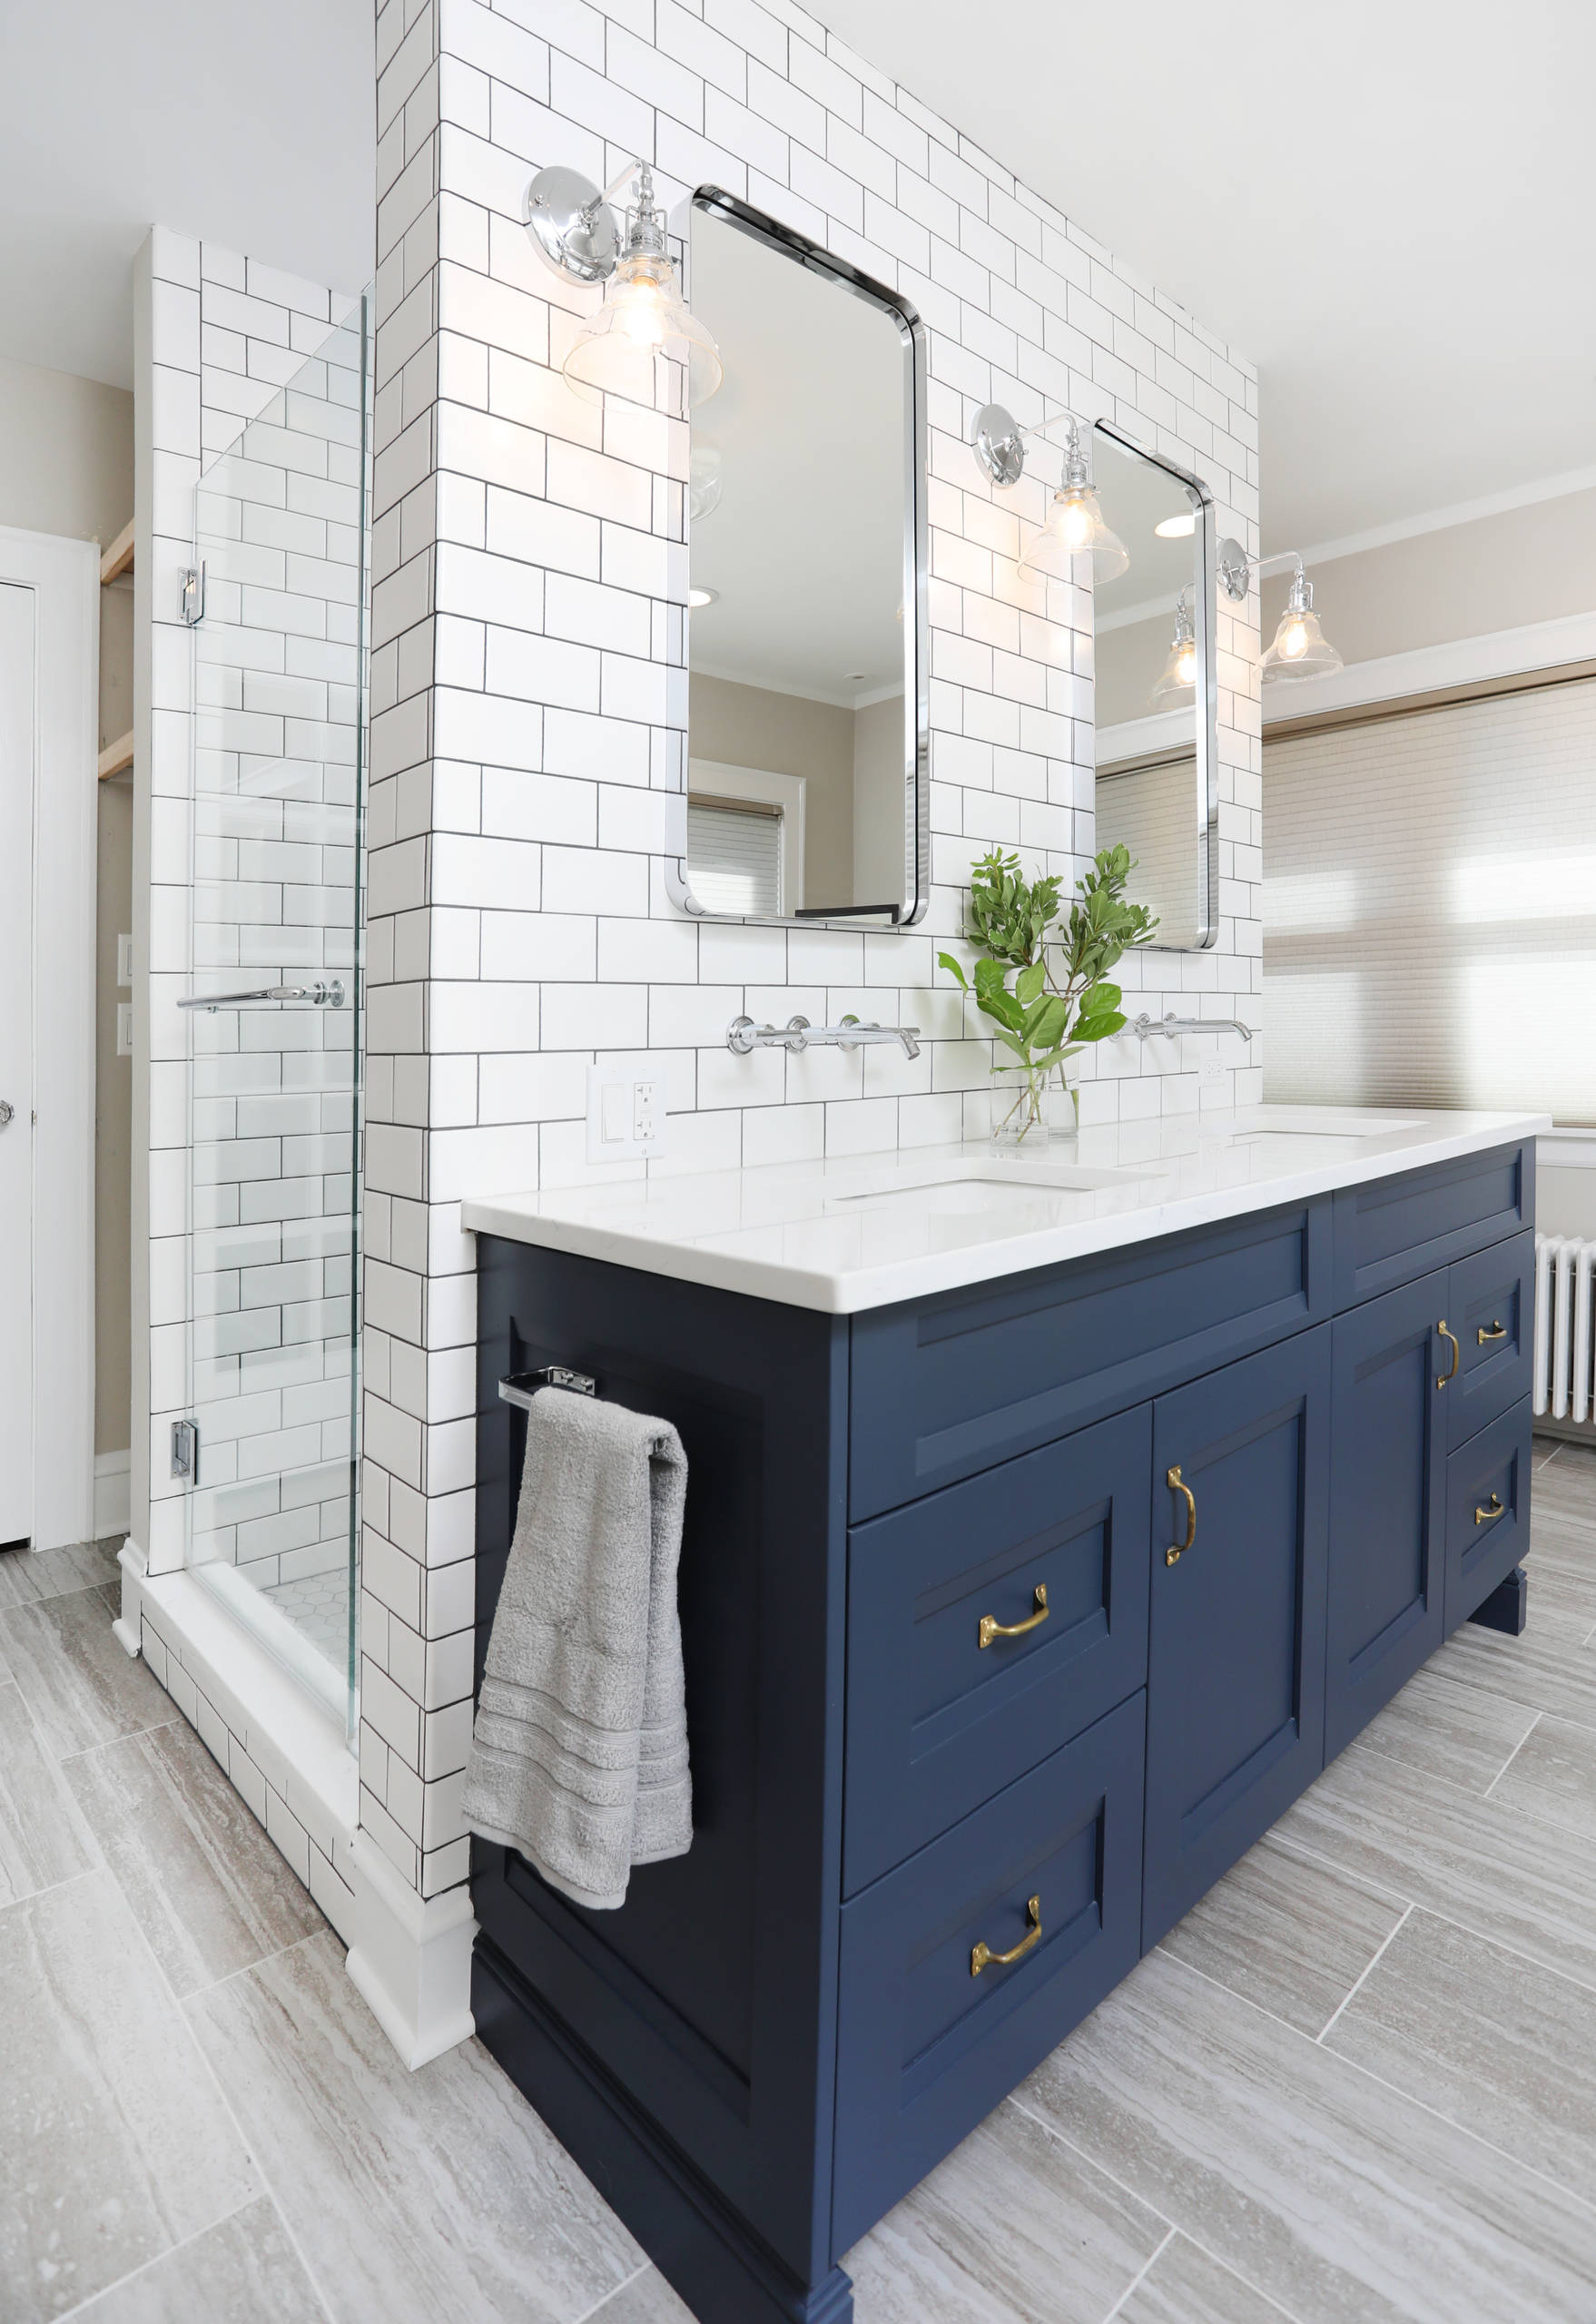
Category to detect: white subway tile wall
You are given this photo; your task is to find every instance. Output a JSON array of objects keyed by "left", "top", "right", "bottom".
[{"left": 363, "top": 0, "right": 1262, "bottom": 1900}]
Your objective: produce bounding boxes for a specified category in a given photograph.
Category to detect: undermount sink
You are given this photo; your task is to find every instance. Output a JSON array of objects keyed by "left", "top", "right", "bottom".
[{"left": 831, "top": 1157, "right": 1145, "bottom": 1206}]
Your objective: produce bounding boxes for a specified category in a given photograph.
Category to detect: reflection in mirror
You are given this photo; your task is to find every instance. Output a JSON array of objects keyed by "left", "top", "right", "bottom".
[
  {"left": 682, "top": 192, "right": 926, "bottom": 926},
  {"left": 1090, "top": 424, "right": 1216, "bottom": 950}
]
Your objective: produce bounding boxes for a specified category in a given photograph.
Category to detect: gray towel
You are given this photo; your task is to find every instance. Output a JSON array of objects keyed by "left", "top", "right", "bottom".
[{"left": 463, "top": 1387, "right": 693, "bottom": 1911}]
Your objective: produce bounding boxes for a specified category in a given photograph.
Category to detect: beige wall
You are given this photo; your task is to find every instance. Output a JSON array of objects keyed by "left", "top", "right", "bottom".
[
  {"left": 689, "top": 672, "right": 855, "bottom": 909},
  {"left": 1263, "top": 487, "right": 1596, "bottom": 669},
  {"left": 852, "top": 694, "right": 907, "bottom": 910},
  {"left": 0, "top": 353, "right": 133, "bottom": 1462}
]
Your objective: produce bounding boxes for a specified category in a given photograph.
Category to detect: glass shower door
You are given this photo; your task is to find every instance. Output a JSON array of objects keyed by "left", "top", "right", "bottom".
[{"left": 182, "top": 297, "right": 370, "bottom": 1735}]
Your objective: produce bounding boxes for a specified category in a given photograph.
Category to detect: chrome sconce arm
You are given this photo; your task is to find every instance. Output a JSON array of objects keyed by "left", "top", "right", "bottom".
[{"left": 970, "top": 399, "right": 1095, "bottom": 490}]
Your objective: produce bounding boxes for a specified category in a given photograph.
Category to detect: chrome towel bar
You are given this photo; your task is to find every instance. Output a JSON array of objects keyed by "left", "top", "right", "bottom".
[{"left": 499, "top": 1365, "right": 600, "bottom": 1410}]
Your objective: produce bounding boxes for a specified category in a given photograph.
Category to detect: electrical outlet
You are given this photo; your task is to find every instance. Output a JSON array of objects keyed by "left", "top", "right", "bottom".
[
  {"left": 116, "top": 1001, "right": 133, "bottom": 1059},
  {"left": 116, "top": 933, "right": 133, "bottom": 987},
  {"left": 1198, "top": 1053, "right": 1228, "bottom": 1096},
  {"left": 586, "top": 1060, "right": 665, "bottom": 1163}
]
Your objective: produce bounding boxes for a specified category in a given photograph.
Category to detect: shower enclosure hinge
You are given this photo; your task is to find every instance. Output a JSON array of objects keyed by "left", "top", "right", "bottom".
[
  {"left": 180, "top": 563, "right": 206, "bottom": 625},
  {"left": 171, "top": 1418, "right": 200, "bottom": 1484}
]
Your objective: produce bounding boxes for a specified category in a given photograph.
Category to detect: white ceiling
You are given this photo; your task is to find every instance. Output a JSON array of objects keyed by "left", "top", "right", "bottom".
[
  {"left": 5, "top": 1, "right": 1589, "bottom": 556},
  {"left": 817, "top": 0, "right": 1596, "bottom": 552},
  {"left": 0, "top": 0, "right": 374, "bottom": 390}
]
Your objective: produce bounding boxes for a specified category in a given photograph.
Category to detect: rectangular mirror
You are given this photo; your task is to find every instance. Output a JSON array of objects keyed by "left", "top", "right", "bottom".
[
  {"left": 676, "top": 190, "right": 928, "bottom": 928},
  {"left": 1090, "top": 421, "right": 1217, "bottom": 950}
]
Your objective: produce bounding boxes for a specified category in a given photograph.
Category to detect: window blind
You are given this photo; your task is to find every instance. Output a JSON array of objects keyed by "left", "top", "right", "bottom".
[
  {"left": 1263, "top": 677, "right": 1596, "bottom": 1126},
  {"left": 686, "top": 797, "right": 783, "bottom": 918},
  {"left": 1098, "top": 753, "right": 1198, "bottom": 944}
]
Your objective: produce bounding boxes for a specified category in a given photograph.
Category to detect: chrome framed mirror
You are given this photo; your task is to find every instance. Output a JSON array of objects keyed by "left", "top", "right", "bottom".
[
  {"left": 666, "top": 188, "right": 929, "bottom": 930},
  {"left": 1089, "top": 422, "right": 1217, "bottom": 951}
]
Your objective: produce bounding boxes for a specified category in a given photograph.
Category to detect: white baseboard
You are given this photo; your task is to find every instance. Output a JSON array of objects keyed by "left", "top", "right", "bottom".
[
  {"left": 346, "top": 1834, "right": 478, "bottom": 2071},
  {"left": 117, "top": 1547, "right": 475, "bottom": 2070},
  {"left": 94, "top": 1449, "right": 131, "bottom": 1540}
]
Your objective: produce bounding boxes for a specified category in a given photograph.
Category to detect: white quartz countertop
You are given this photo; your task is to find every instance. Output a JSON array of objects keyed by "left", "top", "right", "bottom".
[{"left": 460, "top": 1106, "right": 1549, "bottom": 1315}]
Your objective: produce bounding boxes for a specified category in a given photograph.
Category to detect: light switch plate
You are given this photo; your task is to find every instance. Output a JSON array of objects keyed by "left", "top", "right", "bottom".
[
  {"left": 116, "top": 933, "right": 133, "bottom": 987},
  {"left": 116, "top": 1000, "right": 133, "bottom": 1059},
  {"left": 586, "top": 1060, "right": 665, "bottom": 1163}
]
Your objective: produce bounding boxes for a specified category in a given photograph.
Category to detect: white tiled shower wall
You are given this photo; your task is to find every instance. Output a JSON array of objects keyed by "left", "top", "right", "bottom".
[{"left": 360, "top": 0, "right": 1263, "bottom": 1901}]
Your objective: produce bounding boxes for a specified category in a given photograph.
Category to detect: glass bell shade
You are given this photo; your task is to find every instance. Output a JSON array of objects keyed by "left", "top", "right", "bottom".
[
  {"left": 1152, "top": 610, "right": 1197, "bottom": 703},
  {"left": 564, "top": 249, "right": 724, "bottom": 410},
  {"left": 688, "top": 444, "right": 723, "bottom": 521},
  {"left": 1016, "top": 484, "right": 1129, "bottom": 584},
  {"left": 1261, "top": 596, "right": 1343, "bottom": 682}
]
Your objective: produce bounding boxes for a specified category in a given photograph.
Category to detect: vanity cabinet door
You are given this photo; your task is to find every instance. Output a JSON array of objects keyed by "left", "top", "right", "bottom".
[
  {"left": 1445, "top": 1397, "right": 1533, "bottom": 1631},
  {"left": 1142, "top": 1326, "right": 1331, "bottom": 1950},
  {"left": 842, "top": 1403, "right": 1150, "bottom": 1896},
  {"left": 1324, "top": 1273, "right": 1447, "bottom": 1759},
  {"left": 832, "top": 1693, "right": 1145, "bottom": 2258},
  {"left": 1445, "top": 1231, "right": 1534, "bottom": 1452}
]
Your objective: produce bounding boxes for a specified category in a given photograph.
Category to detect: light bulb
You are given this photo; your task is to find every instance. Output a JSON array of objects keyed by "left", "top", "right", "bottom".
[
  {"left": 1057, "top": 494, "right": 1095, "bottom": 551},
  {"left": 1176, "top": 644, "right": 1197, "bottom": 686},
  {"left": 1280, "top": 619, "right": 1309, "bottom": 660}
]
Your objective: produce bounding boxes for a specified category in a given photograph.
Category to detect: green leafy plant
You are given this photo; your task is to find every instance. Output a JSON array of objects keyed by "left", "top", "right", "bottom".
[{"left": 939, "top": 846, "right": 1158, "bottom": 1140}]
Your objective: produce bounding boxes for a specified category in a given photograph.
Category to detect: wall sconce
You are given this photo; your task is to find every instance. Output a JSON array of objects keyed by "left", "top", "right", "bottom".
[
  {"left": 971, "top": 402, "right": 1128, "bottom": 583},
  {"left": 524, "top": 161, "right": 723, "bottom": 409},
  {"left": 1152, "top": 589, "right": 1197, "bottom": 702},
  {"left": 1217, "top": 539, "right": 1345, "bottom": 682}
]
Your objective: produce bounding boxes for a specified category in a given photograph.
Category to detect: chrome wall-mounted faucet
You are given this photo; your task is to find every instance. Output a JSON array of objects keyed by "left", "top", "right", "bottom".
[
  {"left": 1123, "top": 1011, "right": 1255, "bottom": 1045},
  {"left": 727, "top": 1014, "right": 921, "bottom": 1061}
]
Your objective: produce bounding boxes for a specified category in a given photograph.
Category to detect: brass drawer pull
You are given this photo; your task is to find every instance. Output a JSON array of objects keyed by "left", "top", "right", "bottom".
[
  {"left": 1165, "top": 1464, "right": 1197, "bottom": 1567},
  {"left": 971, "top": 1894, "right": 1042, "bottom": 1976},
  {"left": 1475, "top": 1492, "right": 1505, "bottom": 1526},
  {"left": 979, "top": 1584, "right": 1049, "bottom": 1649},
  {"left": 1477, "top": 1319, "right": 1507, "bottom": 1344},
  {"left": 1435, "top": 1322, "right": 1460, "bottom": 1388}
]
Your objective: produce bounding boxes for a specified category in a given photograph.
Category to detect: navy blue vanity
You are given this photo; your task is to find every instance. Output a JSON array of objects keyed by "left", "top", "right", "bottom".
[{"left": 468, "top": 1137, "right": 1535, "bottom": 2324}]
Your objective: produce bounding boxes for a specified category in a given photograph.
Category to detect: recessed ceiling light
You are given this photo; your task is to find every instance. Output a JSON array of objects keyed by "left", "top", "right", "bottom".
[
  {"left": 845, "top": 670, "right": 867, "bottom": 681},
  {"left": 1155, "top": 512, "right": 1196, "bottom": 538},
  {"left": 687, "top": 586, "right": 718, "bottom": 609}
]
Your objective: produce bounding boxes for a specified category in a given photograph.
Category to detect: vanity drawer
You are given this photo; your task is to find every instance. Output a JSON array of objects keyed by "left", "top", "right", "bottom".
[
  {"left": 831, "top": 1691, "right": 1145, "bottom": 2258},
  {"left": 1445, "top": 1231, "right": 1534, "bottom": 1452},
  {"left": 1331, "top": 1141, "right": 1532, "bottom": 1310},
  {"left": 849, "top": 1197, "right": 1332, "bottom": 1521},
  {"left": 1444, "top": 1397, "right": 1532, "bottom": 1632},
  {"left": 843, "top": 1404, "right": 1150, "bottom": 1896}
]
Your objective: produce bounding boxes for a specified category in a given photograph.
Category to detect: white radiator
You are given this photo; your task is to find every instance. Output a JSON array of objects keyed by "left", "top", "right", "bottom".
[{"left": 1534, "top": 1232, "right": 1596, "bottom": 1422}]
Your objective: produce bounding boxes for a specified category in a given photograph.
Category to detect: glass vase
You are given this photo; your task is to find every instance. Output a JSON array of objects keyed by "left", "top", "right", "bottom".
[{"left": 990, "top": 1065, "right": 1073, "bottom": 1149}]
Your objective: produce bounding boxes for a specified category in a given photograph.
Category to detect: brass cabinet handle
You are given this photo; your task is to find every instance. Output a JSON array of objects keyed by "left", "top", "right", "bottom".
[
  {"left": 1435, "top": 1322, "right": 1460, "bottom": 1389},
  {"left": 1165, "top": 1464, "right": 1197, "bottom": 1567},
  {"left": 1474, "top": 1492, "right": 1505, "bottom": 1526},
  {"left": 971, "top": 1895, "right": 1042, "bottom": 1976},
  {"left": 1477, "top": 1320, "right": 1507, "bottom": 1344},
  {"left": 979, "top": 1584, "right": 1049, "bottom": 1650}
]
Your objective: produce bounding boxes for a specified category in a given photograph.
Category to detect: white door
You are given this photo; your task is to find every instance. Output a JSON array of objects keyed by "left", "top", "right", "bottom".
[{"left": 0, "top": 582, "right": 34, "bottom": 1544}]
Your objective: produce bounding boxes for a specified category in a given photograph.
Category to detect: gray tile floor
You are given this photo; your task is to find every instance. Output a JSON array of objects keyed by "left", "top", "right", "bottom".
[{"left": 5, "top": 1450, "right": 1596, "bottom": 2320}]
